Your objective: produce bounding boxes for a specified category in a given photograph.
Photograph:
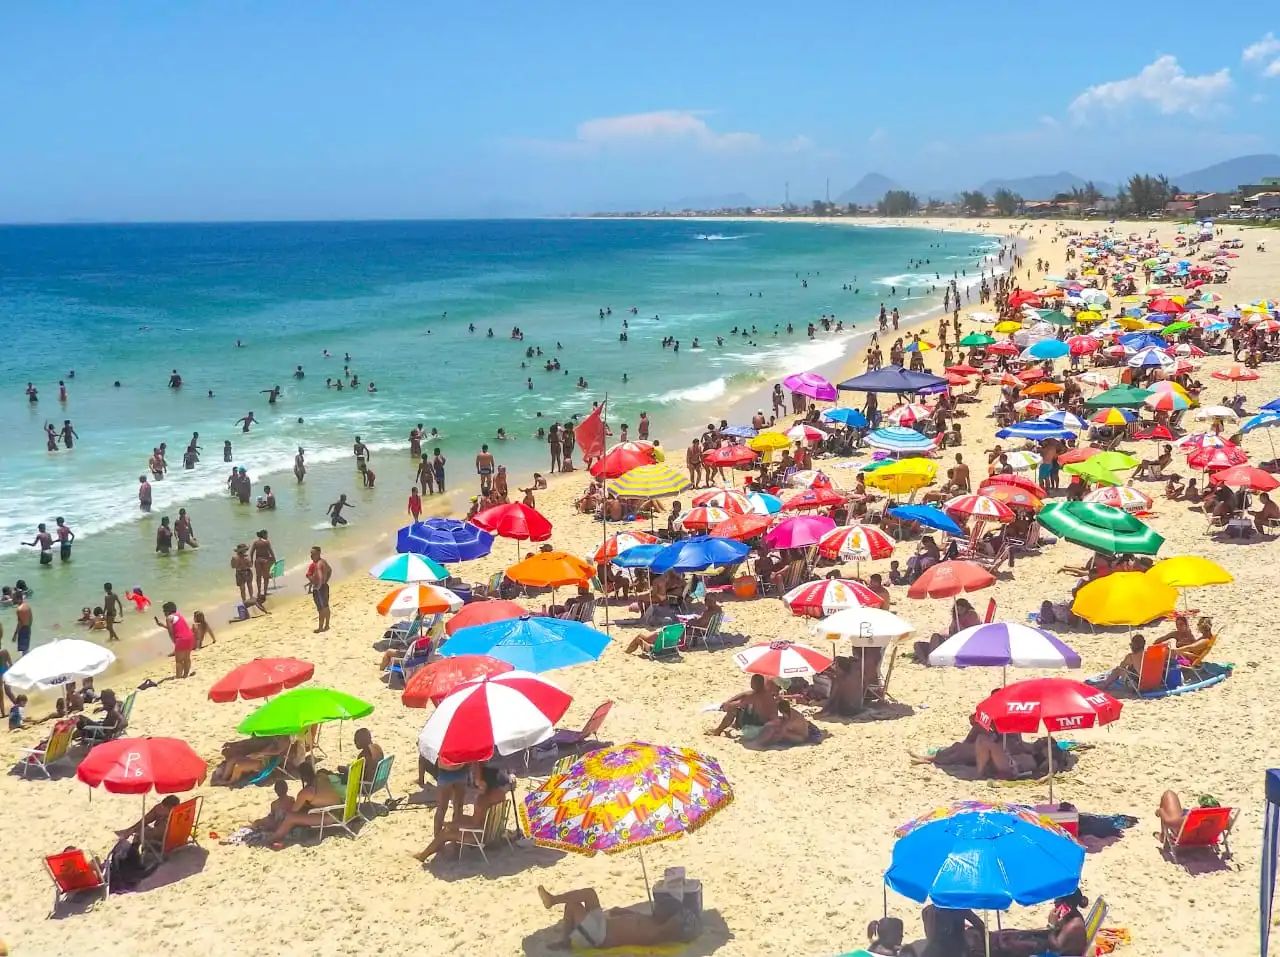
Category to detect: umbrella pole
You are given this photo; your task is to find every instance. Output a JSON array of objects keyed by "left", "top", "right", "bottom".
[
  {"left": 602, "top": 479, "right": 611, "bottom": 634},
  {"left": 985, "top": 911, "right": 992, "bottom": 957},
  {"left": 638, "top": 846, "right": 654, "bottom": 907},
  {"left": 139, "top": 794, "right": 147, "bottom": 849},
  {"left": 1047, "top": 733, "right": 1055, "bottom": 805}
]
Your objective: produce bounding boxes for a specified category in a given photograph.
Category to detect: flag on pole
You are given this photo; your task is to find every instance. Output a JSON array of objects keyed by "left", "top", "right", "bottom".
[{"left": 575, "top": 401, "right": 608, "bottom": 463}]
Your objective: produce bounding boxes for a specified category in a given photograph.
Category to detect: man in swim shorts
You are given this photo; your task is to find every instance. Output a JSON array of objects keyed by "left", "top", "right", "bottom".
[
  {"left": 536, "top": 885, "right": 686, "bottom": 950},
  {"left": 475, "top": 444, "right": 495, "bottom": 495},
  {"left": 14, "top": 593, "right": 32, "bottom": 655},
  {"left": 307, "top": 546, "right": 332, "bottom": 633},
  {"left": 22, "top": 524, "right": 54, "bottom": 566}
]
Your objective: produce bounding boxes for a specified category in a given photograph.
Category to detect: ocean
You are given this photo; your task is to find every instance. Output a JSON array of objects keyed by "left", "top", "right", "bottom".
[{"left": 0, "top": 218, "right": 1001, "bottom": 640}]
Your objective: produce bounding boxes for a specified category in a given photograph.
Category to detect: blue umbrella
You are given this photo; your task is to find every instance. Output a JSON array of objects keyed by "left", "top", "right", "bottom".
[
  {"left": 1118, "top": 331, "right": 1168, "bottom": 350},
  {"left": 720, "top": 425, "right": 759, "bottom": 439},
  {"left": 1026, "top": 339, "right": 1069, "bottom": 360},
  {"left": 887, "top": 504, "right": 964, "bottom": 536},
  {"left": 397, "top": 518, "right": 494, "bottom": 563},
  {"left": 650, "top": 536, "right": 751, "bottom": 573},
  {"left": 746, "top": 492, "right": 783, "bottom": 515},
  {"left": 609, "top": 544, "right": 664, "bottom": 568},
  {"left": 1262, "top": 398, "right": 1280, "bottom": 413},
  {"left": 822, "top": 408, "right": 868, "bottom": 428},
  {"left": 1128, "top": 346, "right": 1172, "bottom": 368},
  {"left": 1038, "top": 410, "right": 1087, "bottom": 431},
  {"left": 1224, "top": 309, "right": 1242, "bottom": 321},
  {"left": 1205, "top": 322, "right": 1231, "bottom": 333},
  {"left": 837, "top": 365, "right": 949, "bottom": 394},
  {"left": 885, "top": 810, "right": 1085, "bottom": 910},
  {"left": 440, "top": 615, "right": 610, "bottom": 673},
  {"left": 865, "top": 427, "right": 936, "bottom": 454},
  {"left": 1243, "top": 411, "right": 1280, "bottom": 433},
  {"left": 996, "top": 422, "right": 1077, "bottom": 442}
]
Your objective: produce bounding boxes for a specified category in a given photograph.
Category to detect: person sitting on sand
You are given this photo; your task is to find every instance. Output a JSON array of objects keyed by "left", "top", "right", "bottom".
[
  {"left": 745, "top": 699, "right": 813, "bottom": 748},
  {"left": 263, "top": 761, "right": 344, "bottom": 846},
  {"left": 904, "top": 536, "right": 941, "bottom": 582},
  {"left": 1103, "top": 633, "right": 1147, "bottom": 686},
  {"left": 706, "top": 674, "right": 778, "bottom": 736},
  {"left": 920, "top": 904, "right": 985, "bottom": 957},
  {"left": 915, "top": 598, "right": 980, "bottom": 662},
  {"left": 211, "top": 735, "right": 299, "bottom": 786},
  {"left": 988, "top": 889, "right": 1090, "bottom": 957},
  {"left": 412, "top": 764, "right": 509, "bottom": 862},
  {"left": 866, "top": 917, "right": 905, "bottom": 955},
  {"left": 252, "top": 780, "right": 295, "bottom": 833},
  {"left": 536, "top": 884, "right": 689, "bottom": 951},
  {"left": 1164, "top": 474, "right": 1185, "bottom": 499}
]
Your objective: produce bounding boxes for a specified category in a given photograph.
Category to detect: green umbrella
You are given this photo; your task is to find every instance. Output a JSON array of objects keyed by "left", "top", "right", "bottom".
[
  {"left": 1038, "top": 310, "right": 1075, "bottom": 327},
  {"left": 1088, "top": 451, "right": 1139, "bottom": 471},
  {"left": 1162, "top": 321, "right": 1194, "bottom": 334},
  {"left": 1038, "top": 502, "right": 1164, "bottom": 555},
  {"left": 237, "top": 687, "right": 374, "bottom": 737},
  {"left": 959, "top": 333, "right": 995, "bottom": 347},
  {"left": 1062, "top": 460, "right": 1123, "bottom": 486},
  {"left": 1084, "top": 385, "right": 1154, "bottom": 409}
]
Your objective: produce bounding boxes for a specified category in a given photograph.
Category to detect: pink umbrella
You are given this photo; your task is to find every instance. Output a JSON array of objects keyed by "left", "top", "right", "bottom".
[
  {"left": 783, "top": 372, "right": 838, "bottom": 402},
  {"left": 765, "top": 514, "right": 836, "bottom": 549}
]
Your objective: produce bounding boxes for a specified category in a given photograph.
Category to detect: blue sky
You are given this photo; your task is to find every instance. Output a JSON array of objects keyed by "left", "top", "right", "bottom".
[{"left": 2, "top": 1, "right": 1278, "bottom": 221}]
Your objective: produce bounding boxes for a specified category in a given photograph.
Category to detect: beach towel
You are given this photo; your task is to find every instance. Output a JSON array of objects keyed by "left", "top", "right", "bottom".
[{"left": 1095, "top": 927, "right": 1131, "bottom": 954}]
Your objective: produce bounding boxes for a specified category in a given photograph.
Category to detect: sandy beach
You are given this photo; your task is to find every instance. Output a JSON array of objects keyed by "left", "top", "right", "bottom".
[{"left": 4, "top": 215, "right": 1278, "bottom": 957}]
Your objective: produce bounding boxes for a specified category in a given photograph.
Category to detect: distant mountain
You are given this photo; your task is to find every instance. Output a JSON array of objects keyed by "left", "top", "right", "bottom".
[
  {"left": 835, "top": 173, "right": 903, "bottom": 206},
  {"left": 1173, "top": 154, "right": 1280, "bottom": 192},
  {"left": 975, "top": 172, "right": 1116, "bottom": 201},
  {"left": 665, "top": 192, "right": 757, "bottom": 211}
]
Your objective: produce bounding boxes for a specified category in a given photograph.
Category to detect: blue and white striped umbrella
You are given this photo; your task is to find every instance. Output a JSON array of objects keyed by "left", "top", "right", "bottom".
[
  {"left": 1128, "top": 346, "right": 1174, "bottom": 369},
  {"left": 1243, "top": 411, "right": 1280, "bottom": 433},
  {"left": 996, "top": 421, "right": 1077, "bottom": 442},
  {"left": 864, "top": 427, "right": 935, "bottom": 453},
  {"left": 1038, "top": 410, "right": 1088, "bottom": 431},
  {"left": 746, "top": 491, "right": 783, "bottom": 515}
]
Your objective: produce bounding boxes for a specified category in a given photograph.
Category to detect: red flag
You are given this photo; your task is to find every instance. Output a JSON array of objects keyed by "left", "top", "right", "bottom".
[{"left": 575, "top": 402, "right": 607, "bottom": 461}]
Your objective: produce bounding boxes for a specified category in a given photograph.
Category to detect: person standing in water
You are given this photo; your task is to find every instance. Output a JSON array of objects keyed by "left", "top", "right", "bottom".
[
  {"left": 155, "top": 517, "right": 174, "bottom": 555},
  {"left": 475, "top": 444, "right": 495, "bottom": 495},
  {"left": 353, "top": 436, "right": 370, "bottom": 480},
  {"left": 103, "top": 583, "right": 122, "bottom": 642},
  {"left": 249, "top": 530, "right": 276, "bottom": 602},
  {"left": 432, "top": 447, "right": 447, "bottom": 493},
  {"left": 223, "top": 440, "right": 233, "bottom": 463},
  {"left": 234, "top": 411, "right": 257, "bottom": 433},
  {"left": 416, "top": 454, "right": 435, "bottom": 495},
  {"left": 294, "top": 447, "right": 306, "bottom": 483},
  {"left": 138, "top": 475, "right": 153, "bottom": 512},
  {"left": 54, "top": 518, "right": 74, "bottom": 562},
  {"left": 14, "top": 592, "right": 33, "bottom": 654},
  {"left": 174, "top": 508, "right": 198, "bottom": 550},
  {"left": 22, "top": 524, "right": 54, "bottom": 566},
  {"left": 327, "top": 494, "right": 354, "bottom": 526},
  {"left": 60, "top": 420, "right": 78, "bottom": 450}
]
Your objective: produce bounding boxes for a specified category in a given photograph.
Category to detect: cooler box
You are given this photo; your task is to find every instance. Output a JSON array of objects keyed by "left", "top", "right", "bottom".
[
  {"left": 1035, "top": 804, "right": 1079, "bottom": 837},
  {"left": 651, "top": 868, "right": 703, "bottom": 922}
]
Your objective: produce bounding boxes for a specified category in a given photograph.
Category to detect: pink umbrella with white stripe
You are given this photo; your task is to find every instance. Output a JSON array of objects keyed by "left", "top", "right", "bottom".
[
  {"left": 733, "top": 640, "right": 833, "bottom": 678},
  {"left": 417, "top": 671, "right": 572, "bottom": 765},
  {"left": 783, "top": 579, "right": 883, "bottom": 617},
  {"left": 817, "top": 524, "right": 895, "bottom": 562}
]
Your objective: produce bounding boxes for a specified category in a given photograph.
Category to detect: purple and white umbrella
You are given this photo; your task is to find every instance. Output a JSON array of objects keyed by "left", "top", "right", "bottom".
[
  {"left": 927, "top": 622, "right": 1080, "bottom": 676},
  {"left": 783, "top": 372, "right": 838, "bottom": 402}
]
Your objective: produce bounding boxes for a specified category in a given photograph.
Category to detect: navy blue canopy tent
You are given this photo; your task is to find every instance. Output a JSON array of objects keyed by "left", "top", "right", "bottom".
[
  {"left": 837, "top": 365, "right": 949, "bottom": 394},
  {"left": 1264, "top": 769, "right": 1280, "bottom": 957}
]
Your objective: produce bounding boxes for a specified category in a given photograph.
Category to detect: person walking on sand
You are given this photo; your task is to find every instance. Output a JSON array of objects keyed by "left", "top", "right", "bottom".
[
  {"left": 102, "top": 583, "right": 122, "bottom": 642},
  {"left": 408, "top": 487, "right": 422, "bottom": 523},
  {"left": 307, "top": 546, "right": 332, "bottom": 633},
  {"left": 154, "top": 601, "right": 195, "bottom": 680},
  {"left": 231, "top": 544, "right": 253, "bottom": 605},
  {"left": 249, "top": 530, "right": 276, "bottom": 602},
  {"left": 353, "top": 435, "right": 370, "bottom": 479}
]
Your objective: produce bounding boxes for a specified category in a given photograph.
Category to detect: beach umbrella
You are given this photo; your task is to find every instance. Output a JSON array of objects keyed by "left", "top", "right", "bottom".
[
  {"left": 979, "top": 474, "right": 1047, "bottom": 497},
  {"left": 1003, "top": 450, "right": 1042, "bottom": 472},
  {"left": 1083, "top": 485, "right": 1152, "bottom": 512},
  {"left": 1176, "top": 432, "right": 1233, "bottom": 451},
  {"left": 1242, "top": 411, "right": 1280, "bottom": 462},
  {"left": 908, "top": 561, "right": 996, "bottom": 600},
  {"left": 1212, "top": 364, "right": 1261, "bottom": 383},
  {"left": 784, "top": 579, "right": 883, "bottom": 617},
  {"left": 368, "top": 553, "right": 449, "bottom": 584},
  {"left": 520, "top": 742, "right": 733, "bottom": 901},
  {"left": 1188, "top": 446, "right": 1248, "bottom": 470},
  {"left": 789, "top": 469, "right": 836, "bottom": 490},
  {"left": 996, "top": 421, "right": 1075, "bottom": 442},
  {"left": 946, "top": 373, "right": 972, "bottom": 387},
  {"left": 1209, "top": 465, "right": 1280, "bottom": 491},
  {"left": 1146, "top": 555, "right": 1233, "bottom": 590},
  {"left": 864, "top": 427, "right": 936, "bottom": 454},
  {"left": 709, "top": 513, "right": 772, "bottom": 541},
  {"left": 208, "top": 658, "right": 315, "bottom": 703},
  {"left": 1019, "top": 378, "right": 1060, "bottom": 393},
  {"left": 608, "top": 441, "right": 655, "bottom": 456},
  {"left": 1086, "top": 452, "right": 1140, "bottom": 474},
  {"left": 780, "top": 487, "right": 846, "bottom": 512},
  {"left": 1038, "top": 502, "right": 1163, "bottom": 554},
  {"left": 607, "top": 463, "right": 691, "bottom": 498},
  {"left": 944, "top": 494, "right": 1014, "bottom": 524},
  {"left": 418, "top": 671, "right": 571, "bottom": 765},
  {"left": 719, "top": 425, "right": 759, "bottom": 439},
  {"left": 766, "top": 514, "right": 837, "bottom": 549},
  {"left": 947, "top": 364, "right": 981, "bottom": 375},
  {"left": 888, "top": 504, "right": 964, "bottom": 536},
  {"left": 610, "top": 544, "right": 664, "bottom": 569},
  {"left": 1038, "top": 410, "right": 1087, "bottom": 431},
  {"left": 1072, "top": 572, "right": 1177, "bottom": 626},
  {"left": 1144, "top": 390, "right": 1193, "bottom": 412},
  {"left": 786, "top": 423, "right": 828, "bottom": 443},
  {"left": 78, "top": 736, "right": 207, "bottom": 796},
  {"left": 471, "top": 504, "right": 553, "bottom": 560},
  {"left": 441, "top": 615, "right": 609, "bottom": 673},
  {"left": 866, "top": 459, "right": 938, "bottom": 495},
  {"left": 702, "top": 445, "right": 758, "bottom": 468},
  {"left": 1066, "top": 335, "right": 1100, "bottom": 357},
  {"left": 1084, "top": 385, "right": 1152, "bottom": 409},
  {"left": 401, "top": 655, "right": 514, "bottom": 708},
  {"left": 375, "top": 583, "right": 464, "bottom": 616},
  {"left": 1128, "top": 347, "right": 1174, "bottom": 370},
  {"left": 506, "top": 551, "right": 595, "bottom": 589},
  {"left": 929, "top": 622, "right": 1080, "bottom": 676},
  {"left": 810, "top": 607, "right": 915, "bottom": 646},
  {"left": 1195, "top": 405, "right": 1240, "bottom": 421},
  {"left": 1025, "top": 339, "right": 1069, "bottom": 360},
  {"left": 1075, "top": 371, "right": 1112, "bottom": 389},
  {"left": 734, "top": 640, "right": 833, "bottom": 678},
  {"left": 987, "top": 340, "right": 1020, "bottom": 356},
  {"left": 398, "top": 518, "right": 493, "bottom": 563},
  {"left": 904, "top": 339, "right": 936, "bottom": 352},
  {"left": 783, "top": 371, "right": 838, "bottom": 401},
  {"left": 747, "top": 432, "right": 791, "bottom": 453},
  {"left": 238, "top": 687, "right": 374, "bottom": 737},
  {"left": 817, "top": 524, "right": 895, "bottom": 562},
  {"left": 680, "top": 505, "right": 734, "bottom": 531},
  {"left": 1089, "top": 407, "right": 1138, "bottom": 427},
  {"left": 746, "top": 491, "right": 783, "bottom": 514},
  {"left": 822, "top": 407, "right": 868, "bottom": 428},
  {"left": 958, "top": 333, "right": 995, "bottom": 347},
  {"left": 589, "top": 446, "right": 654, "bottom": 479},
  {"left": 1150, "top": 298, "right": 1185, "bottom": 313},
  {"left": 980, "top": 484, "right": 1043, "bottom": 512},
  {"left": 894, "top": 800, "right": 1074, "bottom": 839},
  {"left": 885, "top": 808, "right": 1085, "bottom": 910},
  {"left": 994, "top": 320, "right": 1022, "bottom": 334},
  {"left": 594, "top": 530, "right": 659, "bottom": 563},
  {"left": 1, "top": 639, "right": 115, "bottom": 691},
  {"left": 445, "top": 599, "right": 526, "bottom": 636},
  {"left": 885, "top": 403, "right": 933, "bottom": 427},
  {"left": 1061, "top": 459, "right": 1122, "bottom": 486},
  {"left": 1119, "top": 332, "right": 1168, "bottom": 350},
  {"left": 650, "top": 535, "right": 751, "bottom": 574},
  {"left": 1012, "top": 398, "right": 1055, "bottom": 417}
]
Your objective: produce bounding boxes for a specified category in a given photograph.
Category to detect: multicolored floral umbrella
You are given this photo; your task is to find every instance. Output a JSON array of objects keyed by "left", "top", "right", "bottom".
[
  {"left": 520, "top": 742, "right": 734, "bottom": 855},
  {"left": 894, "top": 800, "right": 1075, "bottom": 839}
]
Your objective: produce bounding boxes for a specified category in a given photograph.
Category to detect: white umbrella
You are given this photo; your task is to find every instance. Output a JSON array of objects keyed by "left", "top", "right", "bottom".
[
  {"left": 4, "top": 639, "right": 116, "bottom": 691},
  {"left": 809, "top": 607, "right": 914, "bottom": 647},
  {"left": 1196, "top": 406, "right": 1239, "bottom": 421}
]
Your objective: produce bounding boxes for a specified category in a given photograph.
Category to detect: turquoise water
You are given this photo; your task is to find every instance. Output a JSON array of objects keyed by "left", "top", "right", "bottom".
[{"left": 0, "top": 219, "right": 1000, "bottom": 638}]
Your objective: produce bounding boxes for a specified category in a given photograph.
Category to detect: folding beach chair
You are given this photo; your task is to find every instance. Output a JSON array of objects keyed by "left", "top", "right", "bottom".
[
  {"left": 44, "top": 848, "right": 108, "bottom": 915},
  {"left": 311, "top": 757, "right": 364, "bottom": 839},
  {"left": 458, "top": 792, "right": 514, "bottom": 863},
  {"left": 686, "top": 610, "right": 726, "bottom": 650},
  {"left": 17, "top": 721, "right": 76, "bottom": 779},
  {"left": 359, "top": 755, "right": 396, "bottom": 821},
  {"left": 81, "top": 692, "right": 135, "bottom": 746},
  {"left": 1161, "top": 805, "right": 1238, "bottom": 862},
  {"left": 1032, "top": 896, "right": 1107, "bottom": 957},
  {"left": 268, "top": 558, "right": 285, "bottom": 591},
  {"left": 1129, "top": 644, "right": 1173, "bottom": 695},
  {"left": 145, "top": 796, "right": 201, "bottom": 862},
  {"left": 1179, "top": 635, "right": 1218, "bottom": 683},
  {"left": 644, "top": 624, "right": 684, "bottom": 659},
  {"left": 550, "top": 701, "right": 613, "bottom": 752}
]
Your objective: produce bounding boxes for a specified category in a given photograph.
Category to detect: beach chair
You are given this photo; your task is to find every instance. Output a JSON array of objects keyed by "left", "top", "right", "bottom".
[
  {"left": 311, "top": 756, "right": 364, "bottom": 839},
  {"left": 1130, "top": 644, "right": 1173, "bottom": 695},
  {"left": 1179, "top": 635, "right": 1218, "bottom": 682},
  {"left": 458, "top": 792, "right": 514, "bottom": 863},
  {"left": 44, "top": 848, "right": 108, "bottom": 915},
  {"left": 81, "top": 692, "right": 135, "bottom": 746},
  {"left": 686, "top": 610, "right": 726, "bottom": 650},
  {"left": 983, "top": 599, "right": 997, "bottom": 624},
  {"left": 247, "top": 755, "right": 283, "bottom": 785},
  {"left": 550, "top": 701, "right": 613, "bottom": 752},
  {"left": 644, "top": 624, "right": 684, "bottom": 659},
  {"left": 1161, "top": 805, "right": 1238, "bottom": 862},
  {"left": 268, "top": 558, "right": 285, "bottom": 591},
  {"left": 18, "top": 721, "right": 76, "bottom": 779},
  {"left": 780, "top": 559, "right": 809, "bottom": 593},
  {"left": 145, "top": 796, "right": 201, "bottom": 862},
  {"left": 358, "top": 755, "right": 396, "bottom": 821}
]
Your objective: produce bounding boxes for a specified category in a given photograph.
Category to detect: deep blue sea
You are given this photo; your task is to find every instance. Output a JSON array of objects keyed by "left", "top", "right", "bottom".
[{"left": 0, "top": 219, "right": 1000, "bottom": 639}]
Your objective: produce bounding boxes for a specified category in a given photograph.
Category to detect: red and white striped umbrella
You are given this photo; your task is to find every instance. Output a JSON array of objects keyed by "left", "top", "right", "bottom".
[
  {"left": 680, "top": 506, "right": 733, "bottom": 531},
  {"left": 1013, "top": 398, "right": 1055, "bottom": 417},
  {"left": 594, "top": 530, "right": 658, "bottom": 563},
  {"left": 1077, "top": 371, "right": 1113, "bottom": 389},
  {"left": 786, "top": 423, "right": 827, "bottom": 443},
  {"left": 608, "top": 441, "right": 655, "bottom": 455},
  {"left": 789, "top": 469, "right": 835, "bottom": 489},
  {"left": 885, "top": 403, "right": 932, "bottom": 427},
  {"left": 783, "top": 579, "right": 883, "bottom": 617},
  {"left": 1176, "top": 432, "right": 1233, "bottom": 451},
  {"left": 944, "top": 493, "right": 1015, "bottom": 523},
  {"left": 691, "top": 489, "right": 751, "bottom": 513},
  {"left": 733, "top": 640, "right": 833, "bottom": 678},
  {"left": 1254, "top": 319, "right": 1280, "bottom": 334},
  {"left": 1170, "top": 343, "right": 1207, "bottom": 357},
  {"left": 417, "top": 671, "right": 572, "bottom": 765},
  {"left": 817, "top": 524, "right": 895, "bottom": 562}
]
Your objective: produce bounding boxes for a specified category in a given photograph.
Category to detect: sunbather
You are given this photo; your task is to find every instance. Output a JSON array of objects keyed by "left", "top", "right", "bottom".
[
  {"left": 1254, "top": 491, "right": 1280, "bottom": 534},
  {"left": 705, "top": 674, "right": 779, "bottom": 736},
  {"left": 116, "top": 794, "right": 180, "bottom": 845},
  {"left": 73, "top": 689, "right": 125, "bottom": 741},
  {"left": 412, "top": 764, "right": 509, "bottom": 862},
  {"left": 211, "top": 735, "right": 296, "bottom": 786},
  {"left": 987, "top": 889, "right": 1089, "bottom": 957},
  {"left": 746, "top": 699, "right": 812, "bottom": 747},
  {"left": 251, "top": 780, "right": 294, "bottom": 832},
  {"left": 1134, "top": 444, "right": 1172, "bottom": 480},
  {"left": 536, "top": 884, "right": 688, "bottom": 950},
  {"left": 263, "top": 761, "right": 344, "bottom": 845},
  {"left": 622, "top": 627, "right": 671, "bottom": 655},
  {"left": 910, "top": 717, "right": 983, "bottom": 768},
  {"left": 1156, "top": 790, "right": 1222, "bottom": 838},
  {"left": 1103, "top": 633, "right": 1146, "bottom": 687}
]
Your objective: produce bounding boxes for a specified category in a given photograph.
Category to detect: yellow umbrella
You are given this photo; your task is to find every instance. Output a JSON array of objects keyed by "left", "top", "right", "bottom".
[
  {"left": 1145, "top": 556, "right": 1233, "bottom": 589},
  {"left": 994, "top": 321, "right": 1022, "bottom": 333},
  {"left": 1072, "top": 572, "right": 1177, "bottom": 627},
  {"left": 1075, "top": 310, "right": 1102, "bottom": 324},
  {"left": 608, "top": 463, "right": 691, "bottom": 498},
  {"left": 1116, "top": 316, "right": 1152, "bottom": 330},
  {"left": 747, "top": 432, "right": 791, "bottom": 452},
  {"left": 865, "top": 458, "right": 937, "bottom": 495}
]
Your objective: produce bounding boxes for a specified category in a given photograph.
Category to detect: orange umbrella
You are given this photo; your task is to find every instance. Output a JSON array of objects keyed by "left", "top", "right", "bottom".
[
  {"left": 1021, "top": 382, "right": 1064, "bottom": 396},
  {"left": 506, "top": 551, "right": 595, "bottom": 588},
  {"left": 710, "top": 513, "right": 772, "bottom": 541},
  {"left": 979, "top": 484, "right": 1043, "bottom": 511},
  {"left": 445, "top": 599, "right": 527, "bottom": 636},
  {"left": 376, "top": 583, "right": 464, "bottom": 616},
  {"left": 907, "top": 561, "right": 996, "bottom": 600}
]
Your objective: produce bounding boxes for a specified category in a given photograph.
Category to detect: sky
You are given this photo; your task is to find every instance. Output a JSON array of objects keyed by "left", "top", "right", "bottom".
[{"left": 2, "top": 1, "right": 1278, "bottom": 221}]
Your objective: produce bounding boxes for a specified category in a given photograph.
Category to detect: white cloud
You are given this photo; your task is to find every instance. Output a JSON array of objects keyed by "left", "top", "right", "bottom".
[
  {"left": 574, "top": 110, "right": 761, "bottom": 151},
  {"left": 868, "top": 126, "right": 888, "bottom": 147},
  {"left": 1244, "top": 32, "right": 1280, "bottom": 63},
  {"left": 1068, "top": 55, "right": 1231, "bottom": 120},
  {"left": 1269, "top": 60, "right": 1280, "bottom": 78}
]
